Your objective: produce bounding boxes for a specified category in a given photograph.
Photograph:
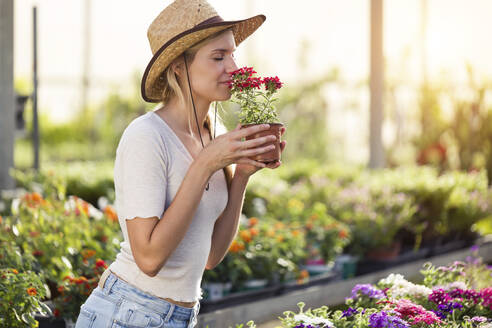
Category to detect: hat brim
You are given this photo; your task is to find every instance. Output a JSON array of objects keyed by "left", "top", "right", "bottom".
[{"left": 141, "top": 14, "right": 266, "bottom": 103}]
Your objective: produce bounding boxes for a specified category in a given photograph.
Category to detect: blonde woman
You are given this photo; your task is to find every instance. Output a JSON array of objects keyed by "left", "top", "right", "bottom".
[{"left": 75, "top": 0, "right": 286, "bottom": 327}]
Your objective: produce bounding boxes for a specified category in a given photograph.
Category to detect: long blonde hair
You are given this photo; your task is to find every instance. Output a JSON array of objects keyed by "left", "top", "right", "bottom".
[{"left": 160, "top": 29, "right": 235, "bottom": 191}]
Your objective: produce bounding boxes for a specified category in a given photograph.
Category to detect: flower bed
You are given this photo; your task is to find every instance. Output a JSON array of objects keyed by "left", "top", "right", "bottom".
[
  {"left": 1, "top": 163, "right": 491, "bottom": 326},
  {"left": 237, "top": 248, "right": 492, "bottom": 327}
]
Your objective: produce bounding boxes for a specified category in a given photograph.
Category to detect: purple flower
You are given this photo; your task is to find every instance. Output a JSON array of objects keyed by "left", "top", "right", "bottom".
[
  {"left": 470, "top": 245, "right": 479, "bottom": 253},
  {"left": 368, "top": 311, "right": 409, "bottom": 328},
  {"left": 341, "top": 307, "right": 358, "bottom": 318},
  {"left": 437, "top": 302, "right": 463, "bottom": 315},
  {"left": 351, "top": 284, "right": 385, "bottom": 300},
  {"left": 470, "top": 316, "right": 487, "bottom": 323},
  {"left": 431, "top": 309, "right": 447, "bottom": 320},
  {"left": 429, "top": 289, "right": 452, "bottom": 305}
]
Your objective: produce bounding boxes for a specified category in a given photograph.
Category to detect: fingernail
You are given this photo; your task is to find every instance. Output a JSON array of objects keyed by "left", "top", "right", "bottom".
[{"left": 263, "top": 124, "right": 270, "bottom": 128}]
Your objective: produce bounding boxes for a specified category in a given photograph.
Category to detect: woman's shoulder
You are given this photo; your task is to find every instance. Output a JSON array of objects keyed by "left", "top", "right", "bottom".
[{"left": 118, "top": 112, "right": 167, "bottom": 150}]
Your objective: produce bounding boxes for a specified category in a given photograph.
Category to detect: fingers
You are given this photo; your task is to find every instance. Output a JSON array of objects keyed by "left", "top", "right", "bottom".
[
  {"left": 280, "top": 140, "right": 287, "bottom": 152},
  {"left": 233, "top": 124, "right": 271, "bottom": 140},
  {"left": 235, "top": 134, "right": 276, "bottom": 150},
  {"left": 238, "top": 143, "right": 276, "bottom": 157},
  {"left": 237, "top": 158, "right": 266, "bottom": 168}
]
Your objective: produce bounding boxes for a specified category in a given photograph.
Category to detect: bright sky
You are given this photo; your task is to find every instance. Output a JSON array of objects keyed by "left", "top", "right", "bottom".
[{"left": 13, "top": 0, "right": 492, "bottom": 151}]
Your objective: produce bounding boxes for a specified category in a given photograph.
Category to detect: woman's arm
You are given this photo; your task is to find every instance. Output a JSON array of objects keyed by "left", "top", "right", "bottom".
[
  {"left": 127, "top": 156, "right": 213, "bottom": 277},
  {"left": 205, "top": 172, "right": 250, "bottom": 269}
]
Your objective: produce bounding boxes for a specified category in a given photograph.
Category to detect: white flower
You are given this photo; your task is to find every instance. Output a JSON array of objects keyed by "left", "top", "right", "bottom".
[
  {"left": 379, "top": 273, "right": 406, "bottom": 285},
  {"left": 11, "top": 198, "right": 20, "bottom": 215},
  {"left": 380, "top": 273, "right": 431, "bottom": 298},
  {"left": 433, "top": 281, "right": 468, "bottom": 291},
  {"left": 294, "top": 314, "right": 334, "bottom": 328}
]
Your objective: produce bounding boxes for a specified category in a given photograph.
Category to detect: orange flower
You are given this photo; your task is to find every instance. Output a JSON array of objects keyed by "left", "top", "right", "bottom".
[
  {"left": 0, "top": 215, "right": 2, "bottom": 224},
  {"left": 27, "top": 287, "right": 37, "bottom": 296},
  {"left": 31, "top": 192, "right": 42, "bottom": 203},
  {"left": 339, "top": 229, "right": 348, "bottom": 239},
  {"left": 309, "top": 214, "right": 319, "bottom": 221},
  {"left": 266, "top": 229, "right": 275, "bottom": 237},
  {"left": 240, "top": 230, "right": 252, "bottom": 243},
  {"left": 249, "top": 227, "right": 259, "bottom": 237},
  {"left": 57, "top": 286, "right": 65, "bottom": 294},
  {"left": 81, "top": 249, "right": 97, "bottom": 259},
  {"left": 229, "top": 240, "right": 244, "bottom": 253},
  {"left": 274, "top": 222, "right": 285, "bottom": 230},
  {"left": 292, "top": 230, "right": 301, "bottom": 237},
  {"left": 75, "top": 276, "right": 88, "bottom": 285},
  {"left": 276, "top": 235, "right": 284, "bottom": 242},
  {"left": 12, "top": 269, "right": 18, "bottom": 274},
  {"left": 81, "top": 201, "right": 90, "bottom": 215},
  {"left": 104, "top": 205, "right": 118, "bottom": 222},
  {"left": 299, "top": 269, "right": 309, "bottom": 279},
  {"left": 248, "top": 217, "right": 259, "bottom": 227}
]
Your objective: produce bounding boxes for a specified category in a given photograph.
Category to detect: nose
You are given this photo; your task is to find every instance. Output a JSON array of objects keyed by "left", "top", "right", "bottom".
[{"left": 225, "top": 56, "right": 238, "bottom": 74}]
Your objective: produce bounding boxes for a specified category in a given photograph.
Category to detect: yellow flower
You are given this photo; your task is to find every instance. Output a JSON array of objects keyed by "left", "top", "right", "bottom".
[{"left": 287, "top": 198, "right": 304, "bottom": 211}]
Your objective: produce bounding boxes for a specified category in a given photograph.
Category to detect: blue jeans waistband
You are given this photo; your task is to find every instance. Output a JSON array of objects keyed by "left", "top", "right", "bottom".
[{"left": 98, "top": 268, "right": 200, "bottom": 325}]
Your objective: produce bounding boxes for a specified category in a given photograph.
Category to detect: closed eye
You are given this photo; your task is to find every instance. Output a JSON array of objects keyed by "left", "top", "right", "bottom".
[{"left": 213, "top": 58, "right": 224, "bottom": 61}]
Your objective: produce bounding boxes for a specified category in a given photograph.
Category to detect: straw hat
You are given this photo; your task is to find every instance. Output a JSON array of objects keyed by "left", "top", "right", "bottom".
[{"left": 141, "top": 0, "right": 266, "bottom": 103}]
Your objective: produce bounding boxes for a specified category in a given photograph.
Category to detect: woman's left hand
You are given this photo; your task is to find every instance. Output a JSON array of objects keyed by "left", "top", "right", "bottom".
[{"left": 234, "top": 126, "right": 286, "bottom": 178}]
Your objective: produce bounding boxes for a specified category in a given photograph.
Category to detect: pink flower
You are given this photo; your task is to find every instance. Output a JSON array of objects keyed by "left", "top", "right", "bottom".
[{"left": 392, "top": 299, "right": 441, "bottom": 325}]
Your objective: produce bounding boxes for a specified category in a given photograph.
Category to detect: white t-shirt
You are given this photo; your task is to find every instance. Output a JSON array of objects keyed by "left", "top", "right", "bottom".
[{"left": 108, "top": 109, "right": 229, "bottom": 302}]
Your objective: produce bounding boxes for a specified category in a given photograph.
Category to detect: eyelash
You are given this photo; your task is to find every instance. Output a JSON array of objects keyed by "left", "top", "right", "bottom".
[{"left": 213, "top": 54, "right": 235, "bottom": 61}]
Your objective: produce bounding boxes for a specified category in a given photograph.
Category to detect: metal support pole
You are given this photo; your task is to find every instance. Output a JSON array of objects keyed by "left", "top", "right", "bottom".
[
  {"left": 369, "top": 0, "right": 385, "bottom": 168},
  {"left": 0, "top": 0, "right": 15, "bottom": 190},
  {"left": 33, "top": 6, "right": 40, "bottom": 170}
]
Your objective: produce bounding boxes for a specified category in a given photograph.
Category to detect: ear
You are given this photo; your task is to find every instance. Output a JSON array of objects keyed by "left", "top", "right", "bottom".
[{"left": 170, "top": 58, "right": 184, "bottom": 77}]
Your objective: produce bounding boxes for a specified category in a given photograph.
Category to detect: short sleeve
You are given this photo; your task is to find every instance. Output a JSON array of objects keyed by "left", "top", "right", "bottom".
[{"left": 117, "top": 129, "right": 168, "bottom": 221}]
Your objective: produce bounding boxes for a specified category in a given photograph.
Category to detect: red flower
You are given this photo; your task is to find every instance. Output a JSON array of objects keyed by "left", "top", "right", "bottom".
[
  {"left": 32, "top": 250, "right": 44, "bottom": 257},
  {"left": 95, "top": 259, "right": 107, "bottom": 268},
  {"left": 263, "top": 76, "right": 283, "bottom": 92},
  {"left": 53, "top": 308, "right": 61, "bottom": 317},
  {"left": 230, "top": 67, "right": 256, "bottom": 79}
]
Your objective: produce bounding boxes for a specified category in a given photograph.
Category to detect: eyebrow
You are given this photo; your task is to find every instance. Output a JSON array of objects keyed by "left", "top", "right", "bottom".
[{"left": 211, "top": 48, "right": 236, "bottom": 53}]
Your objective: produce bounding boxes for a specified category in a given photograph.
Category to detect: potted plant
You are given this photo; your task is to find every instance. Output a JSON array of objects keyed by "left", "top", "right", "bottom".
[
  {"left": 0, "top": 240, "right": 52, "bottom": 328},
  {"left": 228, "top": 67, "right": 284, "bottom": 164}
]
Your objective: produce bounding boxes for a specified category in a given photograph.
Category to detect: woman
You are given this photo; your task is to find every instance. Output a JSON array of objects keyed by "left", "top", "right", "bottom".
[{"left": 75, "top": 0, "right": 286, "bottom": 327}]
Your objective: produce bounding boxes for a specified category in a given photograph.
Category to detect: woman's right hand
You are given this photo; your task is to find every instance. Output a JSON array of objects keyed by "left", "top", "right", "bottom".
[{"left": 198, "top": 123, "right": 277, "bottom": 174}]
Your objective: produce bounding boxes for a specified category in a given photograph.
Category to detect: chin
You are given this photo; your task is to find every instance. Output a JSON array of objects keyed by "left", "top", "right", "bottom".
[{"left": 213, "top": 90, "right": 232, "bottom": 102}]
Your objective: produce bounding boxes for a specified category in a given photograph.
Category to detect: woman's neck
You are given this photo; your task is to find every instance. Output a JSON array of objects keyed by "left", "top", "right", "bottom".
[{"left": 158, "top": 97, "right": 210, "bottom": 137}]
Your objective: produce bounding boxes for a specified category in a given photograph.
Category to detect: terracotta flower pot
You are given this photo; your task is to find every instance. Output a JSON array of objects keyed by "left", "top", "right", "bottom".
[
  {"left": 366, "top": 241, "right": 402, "bottom": 260},
  {"left": 240, "top": 123, "right": 284, "bottom": 164}
]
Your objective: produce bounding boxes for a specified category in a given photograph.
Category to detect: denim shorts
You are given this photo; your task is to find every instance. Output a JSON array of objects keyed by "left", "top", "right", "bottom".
[{"left": 74, "top": 269, "right": 200, "bottom": 328}]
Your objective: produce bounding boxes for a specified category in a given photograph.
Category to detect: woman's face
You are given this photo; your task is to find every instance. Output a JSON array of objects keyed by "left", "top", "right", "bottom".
[{"left": 187, "top": 30, "right": 238, "bottom": 102}]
